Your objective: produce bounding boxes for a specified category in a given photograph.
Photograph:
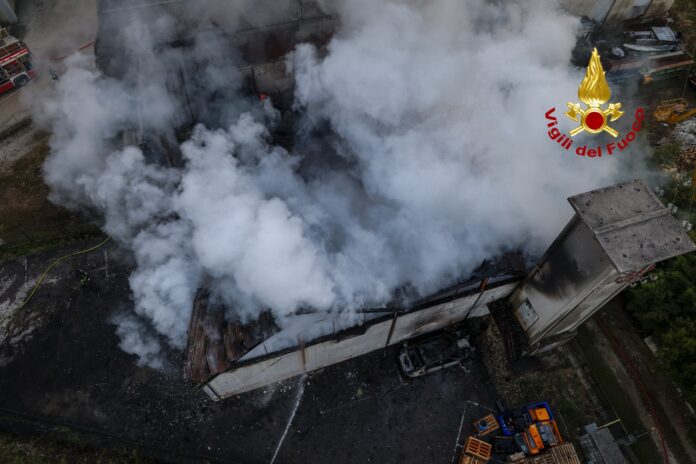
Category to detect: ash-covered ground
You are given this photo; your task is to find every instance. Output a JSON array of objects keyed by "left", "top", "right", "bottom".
[{"left": 0, "top": 241, "right": 496, "bottom": 463}]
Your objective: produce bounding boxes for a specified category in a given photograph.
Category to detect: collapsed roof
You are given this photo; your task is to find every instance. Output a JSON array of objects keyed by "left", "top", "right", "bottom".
[
  {"left": 96, "top": 0, "right": 336, "bottom": 79},
  {"left": 184, "top": 254, "right": 526, "bottom": 383}
]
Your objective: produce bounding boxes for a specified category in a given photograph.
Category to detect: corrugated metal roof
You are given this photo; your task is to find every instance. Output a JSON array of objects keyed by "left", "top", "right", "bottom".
[{"left": 98, "top": 1, "right": 201, "bottom": 53}]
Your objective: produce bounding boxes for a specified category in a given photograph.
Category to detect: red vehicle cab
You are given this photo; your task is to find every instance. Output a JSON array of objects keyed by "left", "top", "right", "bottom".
[{"left": 0, "top": 27, "right": 36, "bottom": 96}]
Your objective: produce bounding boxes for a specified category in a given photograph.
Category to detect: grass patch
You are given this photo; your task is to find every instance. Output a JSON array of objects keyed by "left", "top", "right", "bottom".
[
  {"left": 0, "top": 431, "right": 156, "bottom": 464},
  {"left": 673, "top": 0, "right": 696, "bottom": 52},
  {"left": 576, "top": 326, "right": 662, "bottom": 463},
  {"left": 514, "top": 366, "right": 593, "bottom": 442},
  {"left": 0, "top": 132, "right": 100, "bottom": 260},
  {"left": 0, "top": 116, "right": 32, "bottom": 142}
]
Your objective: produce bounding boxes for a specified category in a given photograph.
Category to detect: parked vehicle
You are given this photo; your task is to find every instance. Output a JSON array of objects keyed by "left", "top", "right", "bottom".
[
  {"left": 0, "top": 27, "right": 36, "bottom": 96},
  {"left": 398, "top": 333, "right": 472, "bottom": 378}
]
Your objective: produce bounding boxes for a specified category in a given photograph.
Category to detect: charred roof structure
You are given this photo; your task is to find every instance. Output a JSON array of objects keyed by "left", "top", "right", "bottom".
[
  {"left": 197, "top": 257, "right": 526, "bottom": 399},
  {"left": 96, "top": 0, "right": 335, "bottom": 109},
  {"left": 186, "top": 254, "right": 526, "bottom": 389}
]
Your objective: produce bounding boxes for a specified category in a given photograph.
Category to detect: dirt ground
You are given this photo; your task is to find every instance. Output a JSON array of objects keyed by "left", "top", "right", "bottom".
[
  {"left": 0, "top": 240, "right": 502, "bottom": 464},
  {"left": 0, "top": 120, "right": 100, "bottom": 260},
  {"left": 476, "top": 299, "right": 696, "bottom": 464},
  {"left": 477, "top": 321, "right": 604, "bottom": 445}
]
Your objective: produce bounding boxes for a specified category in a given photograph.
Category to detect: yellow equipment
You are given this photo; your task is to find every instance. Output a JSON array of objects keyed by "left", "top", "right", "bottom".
[{"left": 654, "top": 98, "right": 696, "bottom": 124}]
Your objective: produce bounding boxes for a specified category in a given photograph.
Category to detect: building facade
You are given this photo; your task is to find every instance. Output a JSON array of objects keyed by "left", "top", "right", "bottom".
[{"left": 562, "top": 0, "right": 675, "bottom": 25}]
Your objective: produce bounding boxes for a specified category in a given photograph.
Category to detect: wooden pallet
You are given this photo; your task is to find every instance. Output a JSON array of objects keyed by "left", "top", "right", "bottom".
[
  {"left": 548, "top": 443, "right": 581, "bottom": 464},
  {"left": 528, "top": 455, "right": 555, "bottom": 464},
  {"left": 459, "top": 455, "right": 487, "bottom": 464},
  {"left": 473, "top": 414, "right": 500, "bottom": 437},
  {"left": 524, "top": 443, "right": 581, "bottom": 464},
  {"left": 463, "top": 436, "right": 492, "bottom": 461}
]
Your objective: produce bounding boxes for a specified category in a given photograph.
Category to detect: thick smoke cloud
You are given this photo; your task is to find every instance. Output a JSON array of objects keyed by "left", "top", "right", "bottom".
[{"left": 37, "top": 0, "right": 629, "bottom": 366}]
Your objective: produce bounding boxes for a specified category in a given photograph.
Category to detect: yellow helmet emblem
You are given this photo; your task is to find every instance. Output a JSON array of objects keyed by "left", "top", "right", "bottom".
[{"left": 565, "top": 48, "right": 624, "bottom": 137}]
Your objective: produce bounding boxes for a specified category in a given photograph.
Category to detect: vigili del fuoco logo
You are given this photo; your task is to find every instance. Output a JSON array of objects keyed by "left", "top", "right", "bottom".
[{"left": 545, "top": 48, "right": 644, "bottom": 158}]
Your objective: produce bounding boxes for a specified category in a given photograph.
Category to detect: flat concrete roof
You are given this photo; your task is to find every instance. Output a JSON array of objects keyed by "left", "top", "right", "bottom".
[{"left": 568, "top": 179, "right": 696, "bottom": 272}]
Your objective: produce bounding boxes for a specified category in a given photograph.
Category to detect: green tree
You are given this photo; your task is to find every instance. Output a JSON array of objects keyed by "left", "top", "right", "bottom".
[
  {"left": 626, "top": 231, "right": 696, "bottom": 405},
  {"left": 627, "top": 251, "right": 696, "bottom": 332},
  {"left": 659, "top": 318, "right": 696, "bottom": 406}
]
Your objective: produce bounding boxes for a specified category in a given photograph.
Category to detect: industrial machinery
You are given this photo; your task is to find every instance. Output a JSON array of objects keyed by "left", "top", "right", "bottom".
[
  {"left": 653, "top": 98, "right": 696, "bottom": 125},
  {"left": 498, "top": 402, "right": 563, "bottom": 455}
]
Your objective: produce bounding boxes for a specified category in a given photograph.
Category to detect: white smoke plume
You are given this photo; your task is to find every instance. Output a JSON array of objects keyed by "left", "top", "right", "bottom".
[{"left": 35, "top": 0, "right": 633, "bottom": 366}]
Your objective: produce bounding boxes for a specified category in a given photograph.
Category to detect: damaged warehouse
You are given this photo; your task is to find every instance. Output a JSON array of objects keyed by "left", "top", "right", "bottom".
[
  {"left": 2, "top": 0, "right": 696, "bottom": 462},
  {"left": 194, "top": 179, "right": 695, "bottom": 399}
]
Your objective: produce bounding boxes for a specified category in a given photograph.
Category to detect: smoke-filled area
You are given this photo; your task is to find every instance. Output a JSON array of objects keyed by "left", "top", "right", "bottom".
[{"left": 34, "top": 0, "right": 637, "bottom": 366}]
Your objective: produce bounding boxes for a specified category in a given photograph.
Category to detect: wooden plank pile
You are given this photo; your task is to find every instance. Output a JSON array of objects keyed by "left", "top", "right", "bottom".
[
  {"left": 459, "top": 436, "right": 492, "bottom": 463},
  {"left": 506, "top": 443, "right": 581, "bottom": 464},
  {"left": 184, "top": 288, "right": 278, "bottom": 382}
]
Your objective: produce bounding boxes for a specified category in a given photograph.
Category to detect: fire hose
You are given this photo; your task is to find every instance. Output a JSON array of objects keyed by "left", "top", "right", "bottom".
[{"left": 4, "top": 235, "right": 111, "bottom": 318}]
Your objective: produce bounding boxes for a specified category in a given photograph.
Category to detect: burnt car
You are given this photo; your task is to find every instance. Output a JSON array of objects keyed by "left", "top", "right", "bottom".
[{"left": 398, "top": 333, "right": 472, "bottom": 378}]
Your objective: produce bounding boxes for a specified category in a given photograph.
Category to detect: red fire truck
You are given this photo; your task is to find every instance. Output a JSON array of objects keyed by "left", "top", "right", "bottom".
[{"left": 0, "top": 27, "right": 35, "bottom": 96}]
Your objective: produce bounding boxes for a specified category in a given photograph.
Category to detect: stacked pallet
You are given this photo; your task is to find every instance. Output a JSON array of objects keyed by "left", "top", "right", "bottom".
[
  {"left": 459, "top": 437, "right": 492, "bottom": 464},
  {"left": 459, "top": 456, "right": 487, "bottom": 464},
  {"left": 184, "top": 289, "right": 211, "bottom": 382},
  {"left": 547, "top": 443, "right": 581, "bottom": 464},
  {"left": 506, "top": 443, "right": 581, "bottom": 464}
]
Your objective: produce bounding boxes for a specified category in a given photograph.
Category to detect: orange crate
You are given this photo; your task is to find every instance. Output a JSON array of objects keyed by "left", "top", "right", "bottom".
[
  {"left": 531, "top": 406, "right": 550, "bottom": 422},
  {"left": 464, "top": 436, "right": 492, "bottom": 461}
]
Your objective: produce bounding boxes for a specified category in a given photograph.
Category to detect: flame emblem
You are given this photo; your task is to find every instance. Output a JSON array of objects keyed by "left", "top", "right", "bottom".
[{"left": 565, "top": 48, "right": 623, "bottom": 137}]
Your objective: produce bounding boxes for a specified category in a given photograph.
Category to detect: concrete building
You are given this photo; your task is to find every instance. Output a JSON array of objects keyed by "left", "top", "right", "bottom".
[
  {"left": 562, "top": 0, "right": 675, "bottom": 25},
  {"left": 505, "top": 179, "right": 695, "bottom": 354}
]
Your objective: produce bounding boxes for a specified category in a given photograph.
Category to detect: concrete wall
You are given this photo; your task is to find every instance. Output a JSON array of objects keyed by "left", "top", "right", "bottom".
[
  {"left": 561, "top": 0, "right": 675, "bottom": 24},
  {"left": 203, "top": 280, "right": 518, "bottom": 400},
  {"left": 508, "top": 217, "right": 617, "bottom": 346}
]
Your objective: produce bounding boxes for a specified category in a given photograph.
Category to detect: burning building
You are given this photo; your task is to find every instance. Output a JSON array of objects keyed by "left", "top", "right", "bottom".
[
  {"left": 188, "top": 253, "right": 526, "bottom": 398},
  {"left": 39, "top": 0, "right": 693, "bottom": 397},
  {"left": 193, "top": 179, "right": 694, "bottom": 400}
]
